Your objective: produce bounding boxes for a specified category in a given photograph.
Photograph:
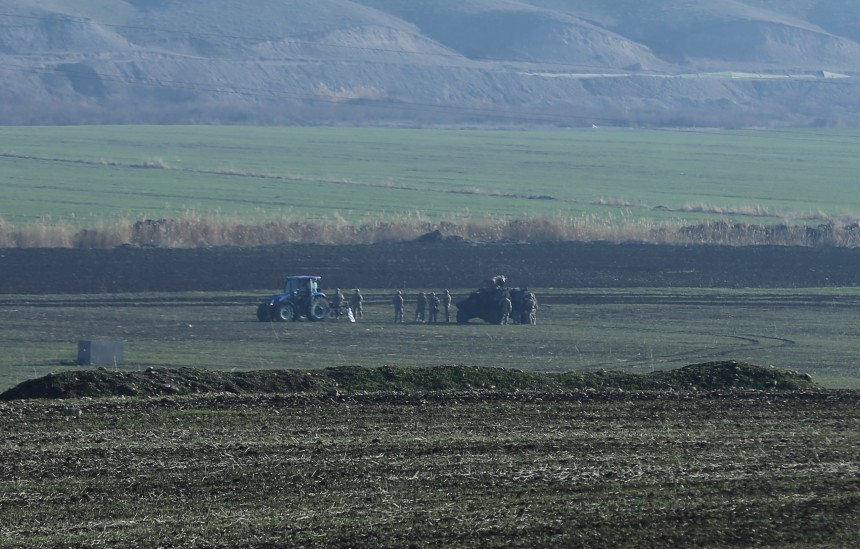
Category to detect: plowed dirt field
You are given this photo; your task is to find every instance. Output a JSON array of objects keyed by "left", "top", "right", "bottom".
[
  {"left": 3, "top": 241, "right": 860, "bottom": 294},
  {"left": 1, "top": 389, "right": 857, "bottom": 547}
]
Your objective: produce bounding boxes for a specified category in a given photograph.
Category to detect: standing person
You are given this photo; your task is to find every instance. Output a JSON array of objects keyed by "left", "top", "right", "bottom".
[
  {"left": 427, "top": 292, "right": 440, "bottom": 323},
  {"left": 331, "top": 288, "right": 345, "bottom": 320},
  {"left": 500, "top": 294, "right": 513, "bottom": 325},
  {"left": 393, "top": 290, "right": 404, "bottom": 323},
  {"left": 442, "top": 290, "right": 452, "bottom": 323},
  {"left": 350, "top": 289, "right": 363, "bottom": 320},
  {"left": 526, "top": 291, "right": 539, "bottom": 325},
  {"left": 415, "top": 291, "right": 427, "bottom": 323}
]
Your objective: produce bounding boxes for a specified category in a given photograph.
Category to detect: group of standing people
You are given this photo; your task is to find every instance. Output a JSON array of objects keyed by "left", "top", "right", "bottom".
[
  {"left": 329, "top": 288, "right": 363, "bottom": 320},
  {"left": 330, "top": 287, "right": 450, "bottom": 323},
  {"left": 328, "top": 286, "right": 537, "bottom": 325},
  {"left": 392, "top": 289, "right": 453, "bottom": 323}
]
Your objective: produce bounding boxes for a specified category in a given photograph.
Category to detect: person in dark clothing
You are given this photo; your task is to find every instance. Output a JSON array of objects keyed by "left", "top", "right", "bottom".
[
  {"left": 415, "top": 292, "right": 427, "bottom": 322},
  {"left": 331, "top": 288, "right": 345, "bottom": 320},
  {"left": 350, "top": 289, "right": 363, "bottom": 320},
  {"left": 427, "top": 292, "right": 440, "bottom": 323}
]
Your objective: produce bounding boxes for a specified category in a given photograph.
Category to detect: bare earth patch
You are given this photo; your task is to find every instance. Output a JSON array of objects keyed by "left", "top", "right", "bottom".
[
  {"left": 0, "top": 381, "right": 856, "bottom": 547},
  {"left": 0, "top": 362, "right": 819, "bottom": 400},
  {"left": 4, "top": 241, "right": 860, "bottom": 293}
]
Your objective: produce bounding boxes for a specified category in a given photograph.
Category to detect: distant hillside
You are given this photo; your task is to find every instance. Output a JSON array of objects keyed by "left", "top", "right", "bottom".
[{"left": 1, "top": 0, "right": 859, "bottom": 126}]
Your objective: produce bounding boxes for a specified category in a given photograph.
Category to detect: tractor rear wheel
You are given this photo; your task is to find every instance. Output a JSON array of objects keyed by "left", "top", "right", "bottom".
[
  {"left": 275, "top": 302, "right": 295, "bottom": 322},
  {"left": 308, "top": 297, "right": 330, "bottom": 321}
]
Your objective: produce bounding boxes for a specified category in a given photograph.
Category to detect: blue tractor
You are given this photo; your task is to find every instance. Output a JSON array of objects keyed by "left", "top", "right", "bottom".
[{"left": 257, "top": 275, "right": 331, "bottom": 322}]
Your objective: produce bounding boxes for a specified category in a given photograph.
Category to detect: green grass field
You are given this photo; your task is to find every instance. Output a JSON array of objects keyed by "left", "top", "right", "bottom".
[
  {"left": 2, "top": 126, "right": 859, "bottom": 228},
  {"left": 2, "top": 287, "right": 858, "bottom": 391}
]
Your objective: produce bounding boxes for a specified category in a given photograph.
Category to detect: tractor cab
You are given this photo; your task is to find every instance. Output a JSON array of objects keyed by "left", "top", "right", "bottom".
[{"left": 284, "top": 275, "right": 319, "bottom": 298}]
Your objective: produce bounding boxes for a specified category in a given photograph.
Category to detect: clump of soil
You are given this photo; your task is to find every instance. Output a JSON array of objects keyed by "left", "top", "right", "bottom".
[{"left": 0, "top": 361, "right": 818, "bottom": 400}]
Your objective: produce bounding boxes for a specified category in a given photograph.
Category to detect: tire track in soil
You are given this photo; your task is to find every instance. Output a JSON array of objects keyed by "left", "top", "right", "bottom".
[
  {"left": 0, "top": 151, "right": 611, "bottom": 208},
  {"left": 0, "top": 296, "right": 253, "bottom": 308},
  {"left": 580, "top": 331, "right": 796, "bottom": 369}
]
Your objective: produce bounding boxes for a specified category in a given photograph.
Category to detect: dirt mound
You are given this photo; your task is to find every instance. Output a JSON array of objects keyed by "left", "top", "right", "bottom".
[
  {"left": 648, "top": 361, "right": 816, "bottom": 390},
  {"left": 412, "top": 229, "right": 466, "bottom": 243},
  {"left": 0, "top": 362, "right": 819, "bottom": 400}
]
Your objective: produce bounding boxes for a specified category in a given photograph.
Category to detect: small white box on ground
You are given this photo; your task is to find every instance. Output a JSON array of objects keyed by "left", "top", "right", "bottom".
[{"left": 77, "top": 340, "right": 124, "bottom": 365}]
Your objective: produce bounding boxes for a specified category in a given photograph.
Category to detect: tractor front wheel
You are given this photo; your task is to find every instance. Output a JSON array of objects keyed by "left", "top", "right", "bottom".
[
  {"left": 275, "top": 302, "right": 295, "bottom": 322},
  {"left": 308, "top": 297, "right": 330, "bottom": 321},
  {"left": 257, "top": 303, "right": 272, "bottom": 322}
]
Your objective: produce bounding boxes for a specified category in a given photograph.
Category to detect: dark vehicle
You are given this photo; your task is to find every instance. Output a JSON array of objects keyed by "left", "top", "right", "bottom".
[
  {"left": 257, "top": 275, "right": 330, "bottom": 322},
  {"left": 455, "top": 284, "right": 533, "bottom": 324}
]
